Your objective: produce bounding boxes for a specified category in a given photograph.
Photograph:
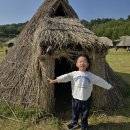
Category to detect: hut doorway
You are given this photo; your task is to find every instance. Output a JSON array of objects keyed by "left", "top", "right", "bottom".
[{"left": 54, "top": 57, "right": 76, "bottom": 113}]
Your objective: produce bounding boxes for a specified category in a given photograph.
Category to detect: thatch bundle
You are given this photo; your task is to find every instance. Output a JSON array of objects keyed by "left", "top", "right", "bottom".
[
  {"left": 98, "top": 37, "right": 113, "bottom": 47},
  {"left": 0, "top": 0, "right": 125, "bottom": 112},
  {"left": 117, "top": 36, "right": 130, "bottom": 47}
]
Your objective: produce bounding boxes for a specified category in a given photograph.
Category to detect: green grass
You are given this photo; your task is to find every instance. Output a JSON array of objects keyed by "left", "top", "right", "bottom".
[
  {"left": 106, "top": 48, "right": 130, "bottom": 96},
  {"left": 106, "top": 48, "right": 130, "bottom": 84},
  {"left": 0, "top": 104, "right": 64, "bottom": 130},
  {"left": 0, "top": 104, "right": 44, "bottom": 121},
  {"left": 0, "top": 46, "right": 8, "bottom": 62}
]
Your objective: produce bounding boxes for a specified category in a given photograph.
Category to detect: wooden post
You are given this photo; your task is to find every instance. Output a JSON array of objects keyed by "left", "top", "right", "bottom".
[
  {"left": 91, "top": 54, "right": 108, "bottom": 109},
  {"left": 39, "top": 57, "right": 55, "bottom": 112}
]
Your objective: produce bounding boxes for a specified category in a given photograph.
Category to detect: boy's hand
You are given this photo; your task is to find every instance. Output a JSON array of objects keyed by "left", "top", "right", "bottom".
[
  {"left": 47, "top": 78, "right": 53, "bottom": 84},
  {"left": 110, "top": 85, "right": 114, "bottom": 89},
  {"left": 47, "top": 78, "right": 58, "bottom": 84}
]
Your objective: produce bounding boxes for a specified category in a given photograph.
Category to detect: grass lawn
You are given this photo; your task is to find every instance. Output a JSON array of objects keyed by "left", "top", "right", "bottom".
[
  {"left": 0, "top": 48, "right": 130, "bottom": 130},
  {"left": 0, "top": 46, "right": 8, "bottom": 62},
  {"left": 106, "top": 48, "right": 130, "bottom": 87}
]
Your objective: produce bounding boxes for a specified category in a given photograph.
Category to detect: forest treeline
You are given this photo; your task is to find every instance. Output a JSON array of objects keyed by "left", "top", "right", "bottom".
[
  {"left": 0, "top": 22, "right": 27, "bottom": 38},
  {"left": 81, "top": 15, "right": 130, "bottom": 40},
  {"left": 0, "top": 15, "right": 130, "bottom": 40}
]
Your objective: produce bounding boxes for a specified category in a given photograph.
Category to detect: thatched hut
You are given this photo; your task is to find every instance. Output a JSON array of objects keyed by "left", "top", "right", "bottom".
[
  {"left": 4, "top": 37, "right": 17, "bottom": 48},
  {"left": 98, "top": 37, "right": 113, "bottom": 47},
  {"left": 0, "top": 38, "right": 11, "bottom": 47},
  {"left": 116, "top": 36, "right": 130, "bottom": 47},
  {"left": 0, "top": 0, "right": 125, "bottom": 112}
]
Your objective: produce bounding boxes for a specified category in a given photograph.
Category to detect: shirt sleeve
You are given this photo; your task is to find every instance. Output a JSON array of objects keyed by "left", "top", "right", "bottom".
[
  {"left": 56, "top": 72, "right": 74, "bottom": 83},
  {"left": 92, "top": 74, "right": 112, "bottom": 90}
]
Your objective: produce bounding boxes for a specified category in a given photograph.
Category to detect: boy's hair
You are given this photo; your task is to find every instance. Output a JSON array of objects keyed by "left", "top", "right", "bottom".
[{"left": 76, "top": 54, "right": 91, "bottom": 70}]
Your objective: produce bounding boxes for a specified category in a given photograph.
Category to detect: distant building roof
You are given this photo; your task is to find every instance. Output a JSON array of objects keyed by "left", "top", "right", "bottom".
[
  {"left": 4, "top": 37, "right": 17, "bottom": 47},
  {"left": 116, "top": 36, "right": 130, "bottom": 47},
  {"left": 98, "top": 37, "right": 113, "bottom": 46},
  {"left": 0, "top": 38, "right": 11, "bottom": 45}
]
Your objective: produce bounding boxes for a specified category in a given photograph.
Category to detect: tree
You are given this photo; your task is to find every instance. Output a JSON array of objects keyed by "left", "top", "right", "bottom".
[
  {"left": 81, "top": 20, "right": 90, "bottom": 29},
  {"left": 127, "top": 15, "right": 130, "bottom": 20}
]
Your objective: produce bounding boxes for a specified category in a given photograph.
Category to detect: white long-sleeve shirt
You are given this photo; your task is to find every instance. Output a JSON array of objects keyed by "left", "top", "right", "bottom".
[{"left": 56, "top": 71, "right": 112, "bottom": 101}]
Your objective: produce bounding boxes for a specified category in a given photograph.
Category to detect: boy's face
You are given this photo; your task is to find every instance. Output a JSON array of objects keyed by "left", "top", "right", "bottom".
[{"left": 76, "top": 56, "right": 89, "bottom": 71}]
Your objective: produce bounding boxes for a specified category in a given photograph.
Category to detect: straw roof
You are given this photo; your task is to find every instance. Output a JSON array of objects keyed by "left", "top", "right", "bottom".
[
  {"left": 34, "top": 17, "right": 108, "bottom": 54},
  {"left": 117, "top": 36, "right": 130, "bottom": 47},
  {"left": 98, "top": 37, "right": 113, "bottom": 47},
  {"left": 14, "top": 0, "right": 108, "bottom": 54},
  {"left": 32, "top": 0, "right": 78, "bottom": 20}
]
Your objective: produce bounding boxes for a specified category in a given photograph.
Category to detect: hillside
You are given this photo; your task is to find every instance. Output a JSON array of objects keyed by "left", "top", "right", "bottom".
[
  {"left": 81, "top": 15, "right": 130, "bottom": 40},
  {"left": 0, "top": 22, "right": 27, "bottom": 38},
  {"left": 0, "top": 15, "right": 130, "bottom": 40}
]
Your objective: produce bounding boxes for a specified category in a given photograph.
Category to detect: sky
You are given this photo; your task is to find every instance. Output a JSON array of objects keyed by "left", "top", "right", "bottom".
[{"left": 0, "top": 0, "right": 130, "bottom": 25}]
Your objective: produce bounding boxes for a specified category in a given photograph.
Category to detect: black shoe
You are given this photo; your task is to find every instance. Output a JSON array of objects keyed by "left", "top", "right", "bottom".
[
  {"left": 67, "top": 122, "right": 78, "bottom": 130},
  {"left": 81, "top": 127, "right": 87, "bottom": 130}
]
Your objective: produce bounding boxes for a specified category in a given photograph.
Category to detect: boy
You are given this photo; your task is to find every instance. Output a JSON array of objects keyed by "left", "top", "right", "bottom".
[{"left": 47, "top": 54, "right": 113, "bottom": 130}]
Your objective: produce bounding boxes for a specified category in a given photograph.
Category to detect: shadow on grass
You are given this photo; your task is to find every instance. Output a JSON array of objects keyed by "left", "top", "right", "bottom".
[
  {"left": 89, "top": 122, "right": 130, "bottom": 130},
  {"left": 55, "top": 98, "right": 130, "bottom": 122},
  {"left": 115, "top": 72, "right": 130, "bottom": 98},
  {"left": 116, "top": 71, "right": 130, "bottom": 83}
]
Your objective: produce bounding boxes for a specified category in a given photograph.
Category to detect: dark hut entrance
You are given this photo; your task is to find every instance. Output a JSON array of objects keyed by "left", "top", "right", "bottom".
[
  {"left": 54, "top": 4, "right": 67, "bottom": 17},
  {"left": 54, "top": 57, "right": 76, "bottom": 113}
]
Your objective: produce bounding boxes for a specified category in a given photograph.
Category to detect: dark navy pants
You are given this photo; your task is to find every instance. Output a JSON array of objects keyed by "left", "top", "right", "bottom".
[{"left": 72, "top": 96, "right": 91, "bottom": 128}]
